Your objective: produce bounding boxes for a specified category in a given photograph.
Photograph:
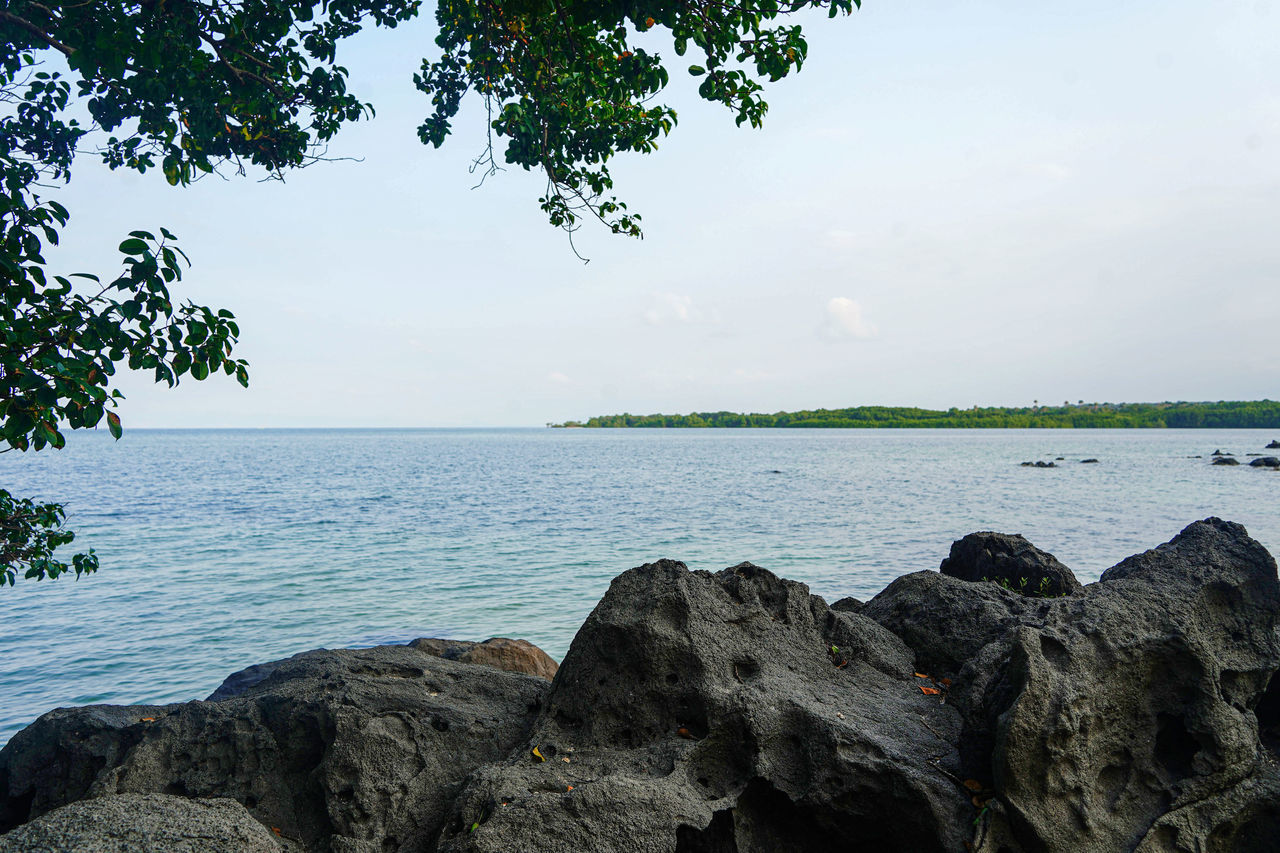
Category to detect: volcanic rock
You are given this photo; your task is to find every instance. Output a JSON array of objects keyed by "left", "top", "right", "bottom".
[
  {"left": 0, "top": 793, "right": 283, "bottom": 853},
  {"left": 0, "top": 645, "right": 548, "bottom": 852},
  {"left": 867, "top": 518, "right": 1280, "bottom": 852},
  {"left": 408, "top": 637, "right": 558, "bottom": 681},
  {"left": 2, "top": 521, "right": 1278, "bottom": 853},
  {"left": 937, "top": 531, "right": 1083, "bottom": 597},
  {"left": 435, "top": 560, "right": 969, "bottom": 853}
]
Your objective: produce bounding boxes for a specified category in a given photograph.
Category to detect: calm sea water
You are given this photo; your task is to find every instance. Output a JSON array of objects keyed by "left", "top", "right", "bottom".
[{"left": 1, "top": 428, "right": 1277, "bottom": 746}]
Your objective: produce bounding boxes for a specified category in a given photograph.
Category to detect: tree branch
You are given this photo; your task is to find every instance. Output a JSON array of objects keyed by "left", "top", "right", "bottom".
[{"left": 0, "top": 10, "right": 74, "bottom": 57}]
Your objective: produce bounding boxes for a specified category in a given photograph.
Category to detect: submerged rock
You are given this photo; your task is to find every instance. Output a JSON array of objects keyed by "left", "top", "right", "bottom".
[
  {"left": 2, "top": 520, "right": 1277, "bottom": 853},
  {"left": 1267, "top": 440, "right": 1280, "bottom": 449},
  {"left": 1249, "top": 457, "right": 1280, "bottom": 469}
]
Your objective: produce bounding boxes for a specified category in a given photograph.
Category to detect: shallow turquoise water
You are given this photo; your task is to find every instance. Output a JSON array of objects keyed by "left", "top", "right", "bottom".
[{"left": 1, "top": 427, "right": 1277, "bottom": 746}]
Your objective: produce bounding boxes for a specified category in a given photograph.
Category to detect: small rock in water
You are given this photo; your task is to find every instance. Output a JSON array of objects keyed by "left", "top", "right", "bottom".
[
  {"left": 1249, "top": 457, "right": 1280, "bottom": 469},
  {"left": 1211, "top": 448, "right": 1234, "bottom": 456},
  {"left": 1080, "top": 458, "right": 1099, "bottom": 464},
  {"left": 1213, "top": 457, "right": 1241, "bottom": 466},
  {"left": 1267, "top": 439, "right": 1280, "bottom": 449},
  {"left": 1020, "top": 460, "right": 1057, "bottom": 468}
]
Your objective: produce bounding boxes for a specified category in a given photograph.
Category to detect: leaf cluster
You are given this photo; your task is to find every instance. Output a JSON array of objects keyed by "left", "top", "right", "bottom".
[
  {"left": 2, "top": 1, "right": 425, "bottom": 586},
  {"left": 417, "top": 0, "right": 858, "bottom": 240},
  {"left": 0, "top": 488, "right": 97, "bottom": 587}
]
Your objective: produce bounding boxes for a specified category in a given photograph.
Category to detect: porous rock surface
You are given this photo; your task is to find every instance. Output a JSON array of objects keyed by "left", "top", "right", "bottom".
[
  {"left": 0, "top": 793, "right": 282, "bottom": 852},
  {"left": 2, "top": 519, "right": 1278, "bottom": 853},
  {"left": 939, "top": 530, "right": 1083, "bottom": 596},
  {"left": 409, "top": 637, "right": 559, "bottom": 681},
  {"left": 436, "top": 560, "right": 966, "bottom": 853},
  {"left": 0, "top": 645, "right": 549, "bottom": 852}
]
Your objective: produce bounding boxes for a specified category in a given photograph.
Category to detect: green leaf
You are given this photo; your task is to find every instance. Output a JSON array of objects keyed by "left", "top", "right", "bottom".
[
  {"left": 118, "top": 238, "right": 149, "bottom": 255},
  {"left": 106, "top": 411, "right": 122, "bottom": 439}
]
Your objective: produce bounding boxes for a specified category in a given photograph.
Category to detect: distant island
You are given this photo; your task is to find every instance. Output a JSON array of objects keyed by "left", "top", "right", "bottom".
[{"left": 550, "top": 400, "right": 1280, "bottom": 429}]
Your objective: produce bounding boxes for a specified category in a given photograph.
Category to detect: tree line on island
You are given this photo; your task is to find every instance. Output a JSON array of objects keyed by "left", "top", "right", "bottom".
[{"left": 551, "top": 400, "right": 1280, "bottom": 429}]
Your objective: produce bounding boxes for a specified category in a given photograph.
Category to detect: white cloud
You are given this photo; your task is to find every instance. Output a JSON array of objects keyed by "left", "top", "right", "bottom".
[
  {"left": 823, "top": 297, "right": 878, "bottom": 340},
  {"left": 547, "top": 372, "right": 572, "bottom": 385},
  {"left": 823, "top": 229, "right": 859, "bottom": 250},
  {"left": 643, "top": 293, "right": 700, "bottom": 326}
]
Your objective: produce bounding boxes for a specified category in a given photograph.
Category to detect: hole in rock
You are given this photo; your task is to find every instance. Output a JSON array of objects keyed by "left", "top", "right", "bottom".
[
  {"left": 1155, "top": 713, "right": 1199, "bottom": 781},
  {"left": 732, "top": 658, "right": 761, "bottom": 681},
  {"left": 677, "top": 808, "right": 737, "bottom": 853},
  {"left": 1226, "top": 810, "right": 1280, "bottom": 853},
  {"left": 1039, "top": 635, "right": 1069, "bottom": 669},
  {"left": 243, "top": 794, "right": 259, "bottom": 809},
  {"left": 675, "top": 777, "right": 945, "bottom": 852},
  {"left": 431, "top": 716, "right": 450, "bottom": 732},
  {"left": 667, "top": 673, "right": 681, "bottom": 685}
]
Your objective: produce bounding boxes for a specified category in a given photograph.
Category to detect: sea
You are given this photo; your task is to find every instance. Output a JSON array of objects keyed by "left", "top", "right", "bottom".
[{"left": 1, "top": 427, "right": 1277, "bottom": 747}]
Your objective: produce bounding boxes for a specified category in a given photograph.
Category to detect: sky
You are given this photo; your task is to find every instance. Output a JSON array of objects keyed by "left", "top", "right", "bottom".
[{"left": 42, "top": 0, "right": 1280, "bottom": 427}]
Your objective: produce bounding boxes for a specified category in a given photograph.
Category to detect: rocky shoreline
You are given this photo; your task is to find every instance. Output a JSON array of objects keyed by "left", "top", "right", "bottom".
[{"left": 2, "top": 518, "right": 1277, "bottom": 852}]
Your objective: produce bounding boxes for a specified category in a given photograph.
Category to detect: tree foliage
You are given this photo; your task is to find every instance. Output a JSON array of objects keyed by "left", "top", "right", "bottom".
[
  {"left": 557, "top": 401, "right": 1280, "bottom": 429},
  {"left": 2, "top": 0, "right": 857, "bottom": 585},
  {"left": 418, "top": 0, "right": 859, "bottom": 239}
]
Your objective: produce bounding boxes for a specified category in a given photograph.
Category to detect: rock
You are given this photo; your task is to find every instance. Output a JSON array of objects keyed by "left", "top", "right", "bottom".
[
  {"left": 4, "top": 521, "right": 1278, "bottom": 853},
  {"left": 1080, "top": 458, "right": 1099, "bottom": 463},
  {"left": 0, "top": 793, "right": 283, "bottom": 853},
  {"left": 1249, "top": 457, "right": 1280, "bottom": 469},
  {"left": 867, "top": 518, "right": 1280, "bottom": 853},
  {"left": 1213, "top": 457, "right": 1241, "bottom": 466},
  {"left": 1267, "top": 440, "right": 1280, "bottom": 449},
  {"left": 1019, "top": 460, "right": 1056, "bottom": 468},
  {"left": 937, "top": 531, "right": 1083, "bottom": 597},
  {"left": 0, "top": 645, "right": 549, "bottom": 852},
  {"left": 830, "top": 595, "right": 863, "bottom": 612},
  {"left": 435, "top": 560, "right": 969, "bottom": 853},
  {"left": 1211, "top": 449, "right": 1234, "bottom": 456},
  {"left": 408, "top": 637, "right": 558, "bottom": 682}
]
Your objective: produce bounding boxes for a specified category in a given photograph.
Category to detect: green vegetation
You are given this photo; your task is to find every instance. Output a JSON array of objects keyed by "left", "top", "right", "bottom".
[
  {"left": 2, "top": 0, "right": 859, "bottom": 585},
  {"left": 553, "top": 401, "right": 1280, "bottom": 429}
]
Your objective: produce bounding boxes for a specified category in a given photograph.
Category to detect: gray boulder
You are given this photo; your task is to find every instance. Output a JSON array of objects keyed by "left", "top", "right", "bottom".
[
  {"left": 866, "top": 518, "right": 1280, "bottom": 852},
  {"left": 1213, "top": 457, "right": 1241, "bottom": 466},
  {"left": 1248, "top": 457, "right": 1280, "bottom": 469},
  {"left": 938, "top": 530, "right": 1083, "bottom": 596},
  {"left": 435, "top": 560, "right": 970, "bottom": 853},
  {"left": 2, "top": 521, "right": 1277, "bottom": 853},
  {"left": 0, "top": 793, "right": 284, "bottom": 852},
  {"left": 1, "top": 645, "right": 548, "bottom": 852}
]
